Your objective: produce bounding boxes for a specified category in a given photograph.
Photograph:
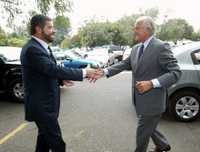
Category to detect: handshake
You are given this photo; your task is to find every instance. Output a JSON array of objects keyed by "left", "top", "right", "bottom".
[
  {"left": 62, "top": 68, "right": 105, "bottom": 87},
  {"left": 85, "top": 68, "right": 105, "bottom": 83}
]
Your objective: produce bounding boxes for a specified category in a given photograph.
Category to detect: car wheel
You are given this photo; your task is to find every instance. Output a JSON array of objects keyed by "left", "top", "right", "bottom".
[
  {"left": 169, "top": 90, "right": 200, "bottom": 122},
  {"left": 9, "top": 79, "right": 24, "bottom": 103}
]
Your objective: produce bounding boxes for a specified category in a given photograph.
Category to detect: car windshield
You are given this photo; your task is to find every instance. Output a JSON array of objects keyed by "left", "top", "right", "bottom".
[{"left": 0, "top": 47, "right": 21, "bottom": 62}]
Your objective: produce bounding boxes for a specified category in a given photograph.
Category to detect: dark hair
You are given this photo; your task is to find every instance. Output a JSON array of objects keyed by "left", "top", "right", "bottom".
[{"left": 30, "top": 14, "right": 52, "bottom": 35}]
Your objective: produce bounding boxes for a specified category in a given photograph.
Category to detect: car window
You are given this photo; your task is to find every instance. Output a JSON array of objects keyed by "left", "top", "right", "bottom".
[
  {"left": 0, "top": 55, "right": 5, "bottom": 64},
  {"left": 191, "top": 49, "right": 200, "bottom": 65}
]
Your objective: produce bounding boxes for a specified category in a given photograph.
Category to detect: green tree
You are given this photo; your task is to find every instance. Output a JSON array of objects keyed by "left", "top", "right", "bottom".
[
  {"left": 70, "top": 34, "right": 81, "bottom": 48},
  {"left": 191, "top": 29, "right": 200, "bottom": 41},
  {"left": 157, "top": 18, "right": 194, "bottom": 41},
  {"left": 77, "top": 8, "right": 159, "bottom": 47},
  {"left": 115, "top": 15, "right": 140, "bottom": 46},
  {"left": 0, "top": 0, "right": 72, "bottom": 16},
  {"left": 0, "top": 26, "right": 7, "bottom": 46},
  {"left": 6, "top": 32, "right": 28, "bottom": 47},
  {"left": 60, "top": 37, "right": 71, "bottom": 48},
  {"left": 144, "top": 7, "right": 159, "bottom": 20},
  {"left": 0, "top": 0, "right": 72, "bottom": 25},
  {"left": 79, "top": 21, "right": 113, "bottom": 47},
  {"left": 53, "top": 15, "right": 70, "bottom": 45},
  {"left": 60, "top": 34, "right": 81, "bottom": 49}
]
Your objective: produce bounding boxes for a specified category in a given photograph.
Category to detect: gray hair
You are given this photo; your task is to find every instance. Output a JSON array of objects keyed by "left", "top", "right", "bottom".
[{"left": 136, "top": 16, "right": 155, "bottom": 35}]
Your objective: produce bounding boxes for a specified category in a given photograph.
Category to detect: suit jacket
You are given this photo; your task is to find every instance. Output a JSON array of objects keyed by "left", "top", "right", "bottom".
[
  {"left": 107, "top": 37, "right": 182, "bottom": 115},
  {"left": 20, "top": 38, "right": 83, "bottom": 122}
]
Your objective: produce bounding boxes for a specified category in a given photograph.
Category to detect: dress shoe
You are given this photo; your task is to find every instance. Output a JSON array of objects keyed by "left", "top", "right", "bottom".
[{"left": 149, "top": 145, "right": 171, "bottom": 152}]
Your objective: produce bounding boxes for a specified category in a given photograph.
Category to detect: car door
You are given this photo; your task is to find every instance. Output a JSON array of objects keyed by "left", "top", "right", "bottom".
[{"left": 0, "top": 57, "right": 5, "bottom": 90}]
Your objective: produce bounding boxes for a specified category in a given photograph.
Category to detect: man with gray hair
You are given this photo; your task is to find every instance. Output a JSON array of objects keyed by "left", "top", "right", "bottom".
[{"left": 96, "top": 16, "right": 181, "bottom": 152}]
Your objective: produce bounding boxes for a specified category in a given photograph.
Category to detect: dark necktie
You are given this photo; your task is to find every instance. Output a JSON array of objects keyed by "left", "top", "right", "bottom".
[
  {"left": 48, "top": 46, "right": 57, "bottom": 64},
  {"left": 138, "top": 44, "right": 144, "bottom": 60}
]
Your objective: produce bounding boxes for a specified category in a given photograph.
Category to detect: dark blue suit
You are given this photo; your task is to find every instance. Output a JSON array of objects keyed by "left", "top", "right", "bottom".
[{"left": 20, "top": 38, "right": 83, "bottom": 152}]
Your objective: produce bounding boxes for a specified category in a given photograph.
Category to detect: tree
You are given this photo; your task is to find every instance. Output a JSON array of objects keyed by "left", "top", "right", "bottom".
[
  {"left": 144, "top": 7, "right": 159, "bottom": 20},
  {"left": 115, "top": 15, "right": 140, "bottom": 46},
  {"left": 77, "top": 8, "right": 159, "bottom": 47},
  {"left": 191, "top": 32, "right": 200, "bottom": 41},
  {"left": 60, "top": 37, "right": 71, "bottom": 48},
  {"left": 53, "top": 15, "right": 70, "bottom": 45},
  {"left": 157, "top": 19, "right": 194, "bottom": 41},
  {"left": 79, "top": 21, "right": 114, "bottom": 47},
  {"left": 0, "top": 0, "right": 72, "bottom": 24},
  {"left": 70, "top": 34, "right": 81, "bottom": 48},
  {"left": 0, "top": 26, "right": 7, "bottom": 46}
]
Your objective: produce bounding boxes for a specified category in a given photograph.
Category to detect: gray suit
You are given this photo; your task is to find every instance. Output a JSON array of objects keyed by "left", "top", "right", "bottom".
[{"left": 107, "top": 37, "right": 181, "bottom": 152}]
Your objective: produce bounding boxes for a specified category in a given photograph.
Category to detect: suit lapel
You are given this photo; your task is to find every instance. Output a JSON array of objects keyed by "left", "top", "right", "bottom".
[
  {"left": 31, "top": 38, "right": 57, "bottom": 64},
  {"left": 131, "top": 45, "right": 140, "bottom": 73},
  {"left": 31, "top": 38, "right": 48, "bottom": 55}
]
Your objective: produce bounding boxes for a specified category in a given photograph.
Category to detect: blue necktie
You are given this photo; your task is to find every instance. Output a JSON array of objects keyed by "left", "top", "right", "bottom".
[{"left": 138, "top": 44, "right": 144, "bottom": 59}]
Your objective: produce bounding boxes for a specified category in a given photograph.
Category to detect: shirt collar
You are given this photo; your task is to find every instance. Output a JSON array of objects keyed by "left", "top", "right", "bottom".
[
  {"left": 141, "top": 35, "right": 154, "bottom": 50},
  {"left": 32, "top": 36, "right": 49, "bottom": 52}
]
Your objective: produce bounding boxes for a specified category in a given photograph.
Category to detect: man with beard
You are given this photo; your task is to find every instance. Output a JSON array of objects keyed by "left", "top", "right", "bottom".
[{"left": 20, "top": 15, "right": 97, "bottom": 152}]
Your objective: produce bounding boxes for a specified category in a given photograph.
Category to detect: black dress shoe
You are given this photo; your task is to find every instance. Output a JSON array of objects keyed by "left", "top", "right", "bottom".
[{"left": 149, "top": 145, "right": 171, "bottom": 152}]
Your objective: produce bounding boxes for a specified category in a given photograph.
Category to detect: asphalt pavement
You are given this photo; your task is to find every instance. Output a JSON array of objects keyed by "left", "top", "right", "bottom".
[{"left": 0, "top": 72, "right": 200, "bottom": 152}]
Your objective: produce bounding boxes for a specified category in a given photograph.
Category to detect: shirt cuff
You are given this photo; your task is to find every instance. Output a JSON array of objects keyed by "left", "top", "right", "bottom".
[
  {"left": 103, "top": 68, "right": 109, "bottom": 77},
  {"left": 82, "top": 69, "right": 87, "bottom": 78},
  {"left": 151, "top": 79, "right": 161, "bottom": 88}
]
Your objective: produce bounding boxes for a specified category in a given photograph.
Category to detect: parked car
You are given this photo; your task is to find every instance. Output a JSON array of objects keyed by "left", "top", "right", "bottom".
[
  {"left": 59, "top": 51, "right": 104, "bottom": 69},
  {"left": 107, "top": 45, "right": 124, "bottom": 55},
  {"left": 107, "top": 45, "right": 124, "bottom": 65},
  {"left": 85, "top": 48, "right": 109, "bottom": 67},
  {"left": 0, "top": 47, "right": 24, "bottom": 102},
  {"left": 107, "top": 53, "right": 123, "bottom": 66},
  {"left": 167, "top": 42, "right": 200, "bottom": 122}
]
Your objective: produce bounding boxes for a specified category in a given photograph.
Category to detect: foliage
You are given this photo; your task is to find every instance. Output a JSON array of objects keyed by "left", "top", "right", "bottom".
[
  {"left": 53, "top": 15, "right": 70, "bottom": 45},
  {"left": 157, "top": 19, "right": 194, "bottom": 41}
]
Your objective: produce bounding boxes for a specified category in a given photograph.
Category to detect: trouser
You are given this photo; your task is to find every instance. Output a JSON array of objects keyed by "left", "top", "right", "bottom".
[
  {"left": 35, "top": 118, "right": 66, "bottom": 152},
  {"left": 135, "top": 114, "right": 169, "bottom": 152}
]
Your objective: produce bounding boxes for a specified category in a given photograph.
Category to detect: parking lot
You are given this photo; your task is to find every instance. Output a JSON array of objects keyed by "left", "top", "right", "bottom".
[{"left": 0, "top": 72, "right": 200, "bottom": 152}]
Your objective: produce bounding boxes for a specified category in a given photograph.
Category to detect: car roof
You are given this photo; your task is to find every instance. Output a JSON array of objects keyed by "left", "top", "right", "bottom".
[
  {"left": 172, "top": 41, "right": 200, "bottom": 56},
  {"left": 0, "top": 46, "right": 21, "bottom": 61}
]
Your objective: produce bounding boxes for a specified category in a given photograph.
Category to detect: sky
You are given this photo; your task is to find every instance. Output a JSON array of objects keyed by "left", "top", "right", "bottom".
[
  {"left": 68, "top": 0, "right": 200, "bottom": 34},
  {"left": 1, "top": 0, "right": 199, "bottom": 34}
]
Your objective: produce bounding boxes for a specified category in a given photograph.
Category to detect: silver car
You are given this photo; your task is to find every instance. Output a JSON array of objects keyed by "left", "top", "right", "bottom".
[{"left": 168, "top": 42, "right": 200, "bottom": 122}]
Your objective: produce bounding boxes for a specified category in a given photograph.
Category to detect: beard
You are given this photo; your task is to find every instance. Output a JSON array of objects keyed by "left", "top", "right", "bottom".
[{"left": 42, "top": 31, "right": 55, "bottom": 43}]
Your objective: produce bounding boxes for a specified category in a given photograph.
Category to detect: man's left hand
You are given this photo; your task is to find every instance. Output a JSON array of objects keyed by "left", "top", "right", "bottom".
[{"left": 136, "top": 80, "right": 153, "bottom": 94}]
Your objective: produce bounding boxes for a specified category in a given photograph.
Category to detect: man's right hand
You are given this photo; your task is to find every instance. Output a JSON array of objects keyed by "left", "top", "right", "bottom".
[{"left": 86, "top": 68, "right": 104, "bottom": 83}]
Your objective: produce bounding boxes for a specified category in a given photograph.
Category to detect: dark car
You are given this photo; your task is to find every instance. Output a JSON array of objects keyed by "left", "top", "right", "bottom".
[{"left": 0, "top": 47, "right": 24, "bottom": 102}]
